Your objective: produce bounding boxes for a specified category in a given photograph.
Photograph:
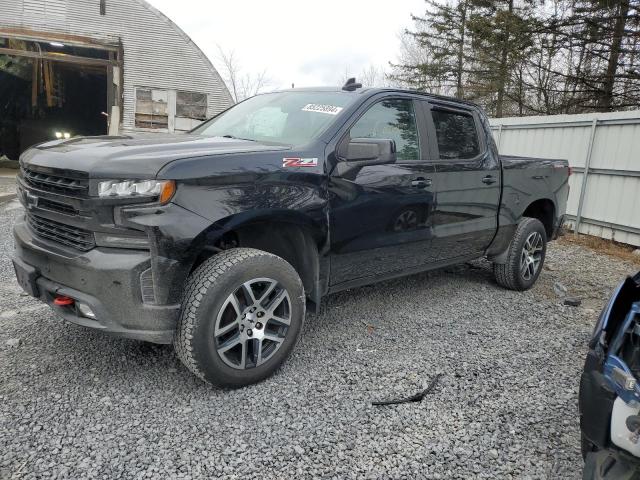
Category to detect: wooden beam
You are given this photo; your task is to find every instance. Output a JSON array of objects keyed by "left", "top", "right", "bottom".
[
  {"left": 0, "top": 27, "right": 119, "bottom": 51},
  {"left": 43, "top": 60, "right": 53, "bottom": 107},
  {"left": 0, "top": 47, "right": 116, "bottom": 67},
  {"left": 31, "top": 59, "right": 38, "bottom": 107}
]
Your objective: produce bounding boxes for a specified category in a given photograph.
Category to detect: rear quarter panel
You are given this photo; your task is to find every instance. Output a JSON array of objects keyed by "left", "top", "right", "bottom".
[
  {"left": 501, "top": 155, "right": 569, "bottom": 221},
  {"left": 489, "top": 155, "right": 569, "bottom": 254}
]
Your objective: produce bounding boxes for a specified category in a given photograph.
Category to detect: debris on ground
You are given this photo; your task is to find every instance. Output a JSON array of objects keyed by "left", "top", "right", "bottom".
[
  {"left": 2, "top": 199, "right": 638, "bottom": 478},
  {"left": 553, "top": 281, "right": 568, "bottom": 297},
  {"left": 360, "top": 320, "right": 377, "bottom": 334},
  {"left": 372, "top": 374, "right": 443, "bottom": 406},
  {"left": 564, "top": 297, "right": 583, "bottom": 307}
]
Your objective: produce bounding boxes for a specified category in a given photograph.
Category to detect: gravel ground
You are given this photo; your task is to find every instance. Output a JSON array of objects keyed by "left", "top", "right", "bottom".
[
  {"left": 1, "top": 199, "right": 637, "bottom": 479},
  {"left": 0, "top": 172, "right": 17, "bottom": 197}
]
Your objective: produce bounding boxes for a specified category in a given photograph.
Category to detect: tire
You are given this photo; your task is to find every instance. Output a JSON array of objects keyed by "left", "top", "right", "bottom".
[
  {"left": 581, "top": 433, "right": 595, "bottom": 460},
  {"left": 493, "top": 217, "right": 547, "bottom": 291},
  {"left": 174, "top": 248, "right": 305, "bottom": 387}
]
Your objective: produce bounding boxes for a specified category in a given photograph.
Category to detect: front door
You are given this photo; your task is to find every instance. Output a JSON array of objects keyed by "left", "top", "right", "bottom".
[
  {"left": 328, "top": 96, "right": 437, "bottom": 286},
  {"left": 422, "top": 102, "right": 501, "bottom": 261}
]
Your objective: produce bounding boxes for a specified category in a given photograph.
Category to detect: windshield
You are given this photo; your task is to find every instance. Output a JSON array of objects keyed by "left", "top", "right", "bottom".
[{"left": 191, "top": 91, "right": 358, "bottom": 146}]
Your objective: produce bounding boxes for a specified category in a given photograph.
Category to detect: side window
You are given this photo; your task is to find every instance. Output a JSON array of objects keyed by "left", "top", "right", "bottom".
[
  {"left": 349, "top": 98, "right": 420, "bottom": 161},
  {"left": 431, "top": 109, "right": 480, "bottom": 160}
]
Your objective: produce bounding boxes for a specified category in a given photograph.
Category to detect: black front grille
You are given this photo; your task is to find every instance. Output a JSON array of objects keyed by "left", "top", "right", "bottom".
[
  {"left": 38, "top": 198, "right": 79, "bottom": 216},
  {"left": 27, "top": 214, "right": 95, "bottom": 251},
  {"left": 21, "top": 166, "right": 89, "bottom": 197}
]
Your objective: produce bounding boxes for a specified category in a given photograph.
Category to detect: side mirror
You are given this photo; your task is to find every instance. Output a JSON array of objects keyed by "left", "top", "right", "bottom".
[{"left": 334, "top": 138, "right": 396, "bottom": 178}]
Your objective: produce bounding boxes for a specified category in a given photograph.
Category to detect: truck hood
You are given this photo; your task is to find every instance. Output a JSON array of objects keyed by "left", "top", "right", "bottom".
[{"left": 20, "top": 134, "right": 290, "bottom": 178}]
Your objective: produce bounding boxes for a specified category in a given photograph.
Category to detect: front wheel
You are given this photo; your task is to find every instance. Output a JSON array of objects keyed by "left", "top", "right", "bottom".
[
  {"left": 493, "top": 217, "right": 547, "bottom": 291},
  {"left": 174, "top": 248, "right": 305, "bottom": 387}
]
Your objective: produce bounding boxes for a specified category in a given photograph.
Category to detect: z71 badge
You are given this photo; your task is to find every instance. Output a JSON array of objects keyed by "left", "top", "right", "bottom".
[{"left": 283, "top": 157, "right": 318, "bottom": 168}]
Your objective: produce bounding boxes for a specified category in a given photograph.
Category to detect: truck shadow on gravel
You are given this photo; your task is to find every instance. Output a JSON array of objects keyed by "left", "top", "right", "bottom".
[{"left": 4, "top": 261, "right": 501, "bottom": 393}]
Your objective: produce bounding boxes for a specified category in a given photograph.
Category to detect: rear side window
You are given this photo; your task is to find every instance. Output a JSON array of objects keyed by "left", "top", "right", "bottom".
[
  {"left": 349, "top": 99, "right": 420, "bottom": 161},
  {"left": 431, "top": 109, "right": 480, "bottom": 160}
]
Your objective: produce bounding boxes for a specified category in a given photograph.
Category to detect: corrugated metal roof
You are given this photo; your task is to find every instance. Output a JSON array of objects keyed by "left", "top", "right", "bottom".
[{"left": 0, "top": 0, "right": 233, "bottom": 131}]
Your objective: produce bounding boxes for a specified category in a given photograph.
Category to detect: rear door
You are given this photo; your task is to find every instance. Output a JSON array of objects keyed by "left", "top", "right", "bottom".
[
  {"left": 421, "top": 101, "right": 501, "bottom": 260},
  {"left": 328, "top": 95, "right": 437, "bottom": 286}
]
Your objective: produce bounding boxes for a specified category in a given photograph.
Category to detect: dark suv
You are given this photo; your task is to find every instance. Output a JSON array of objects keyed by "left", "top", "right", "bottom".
[{"left": 13, "top": 82, "right": 569, "bottom": 386}]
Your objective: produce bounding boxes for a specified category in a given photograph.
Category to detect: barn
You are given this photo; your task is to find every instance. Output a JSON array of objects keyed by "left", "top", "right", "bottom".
[{"left": 0, "top": 0, "right": 233, "bottom": 161}]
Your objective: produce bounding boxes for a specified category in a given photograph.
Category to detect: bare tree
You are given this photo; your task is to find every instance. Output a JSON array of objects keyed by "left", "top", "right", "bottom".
[
  {"left": 216, "top": 46, "right": 273, "bottom": 102},
  {"left": 337, "top": 66, "right": 353, "bottom": 85},
  {"left": 239, "top": 69, "right": 271, "bottom": 99},
  {"left": 359, "top": 65, "right": 388, "bottom": 87}
]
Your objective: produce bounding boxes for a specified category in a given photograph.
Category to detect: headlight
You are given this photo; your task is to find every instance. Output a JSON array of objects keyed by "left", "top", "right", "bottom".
[{"left": 98, "top": 180, "right": 176, "bottom": 204}]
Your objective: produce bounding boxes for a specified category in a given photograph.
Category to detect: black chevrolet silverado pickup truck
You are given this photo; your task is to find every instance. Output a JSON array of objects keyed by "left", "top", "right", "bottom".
[{"left": 12, "top": 81, "right": 569, "bottom": 386}]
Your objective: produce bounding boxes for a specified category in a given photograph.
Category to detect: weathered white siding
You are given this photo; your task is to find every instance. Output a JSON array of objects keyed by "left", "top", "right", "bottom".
[
  {"left": 490, "top": 110, "right": 640, "bottom": 246},
  {"left": 0, "top": 0, "right": 233, "bottom": 132}
]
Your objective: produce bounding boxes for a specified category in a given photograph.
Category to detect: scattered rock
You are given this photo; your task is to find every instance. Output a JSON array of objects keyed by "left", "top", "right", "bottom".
[
  {"left": 5, "top": 338, "right": 20, "bottom": 348},
  {"left": 564, "top": 297, "right": 582, "bottom": 307},
  {"left": 293, "top": 445, "right": 304, "bottom": 455},
  {"left": 633, "top": 249, "right": 640, "bottom": 257},
  {"left": 553, "top": 282, "right": 568, "bottom": 297}
]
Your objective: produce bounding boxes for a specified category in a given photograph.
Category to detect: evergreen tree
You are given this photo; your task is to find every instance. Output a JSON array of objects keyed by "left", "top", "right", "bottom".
[
  {"left": 390, "top": 0, "right": 640, "bottom": 116},
  {"left": 389, "top": 0, "right": 472, "bottom": 98}
]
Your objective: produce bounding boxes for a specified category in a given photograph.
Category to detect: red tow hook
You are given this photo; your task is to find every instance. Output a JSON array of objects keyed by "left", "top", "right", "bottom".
[{"left": 53, "top": 295, "right": 75, "bottom": 306}]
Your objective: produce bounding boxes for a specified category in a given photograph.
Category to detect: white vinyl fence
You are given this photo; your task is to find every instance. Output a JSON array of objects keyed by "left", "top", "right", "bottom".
[{"left": 490, "top": 110, "right": 640, "bottom": 247}]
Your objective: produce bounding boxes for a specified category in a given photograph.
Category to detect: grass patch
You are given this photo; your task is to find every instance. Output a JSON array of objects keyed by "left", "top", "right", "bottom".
[{"left": 558, "top": 232, "right": 640, "bottom": 266}]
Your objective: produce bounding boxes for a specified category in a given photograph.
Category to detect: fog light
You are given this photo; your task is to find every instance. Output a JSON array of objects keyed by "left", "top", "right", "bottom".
[{"left": 76, "top": 302, "right": 96, "bottom": 320}]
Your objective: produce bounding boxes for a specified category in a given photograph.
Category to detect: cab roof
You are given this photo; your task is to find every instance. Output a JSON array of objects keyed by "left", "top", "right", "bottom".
[{"left": 272, "top": 86, "right": 482, "bottom": 109}]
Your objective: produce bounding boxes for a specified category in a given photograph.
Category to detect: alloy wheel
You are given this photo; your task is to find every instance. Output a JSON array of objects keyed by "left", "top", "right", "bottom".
[
  {"left": 214, "top": 278, "right": 291, "bottom": 370},
  {"left": 520, "top": 231, "right": 544, "bottom": 280}
]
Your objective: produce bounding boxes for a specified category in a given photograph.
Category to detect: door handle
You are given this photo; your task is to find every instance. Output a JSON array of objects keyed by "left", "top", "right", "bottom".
[
  {"left": 482, "top": 175, "right": 497, "bottom": 185},
  {"left": 411, "top": 177, "right": 432, "bottom": 188}
]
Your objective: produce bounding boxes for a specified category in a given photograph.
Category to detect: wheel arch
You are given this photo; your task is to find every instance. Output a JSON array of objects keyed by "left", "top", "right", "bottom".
[
  {"left": 521, "top": 198, "right": 556, "bottom": 239},
  {"left": 187, "top": 210, "right": 327, "bottom": 308},
  {"left": 489, "top": 199, "right": 554, "bottom": 265}
]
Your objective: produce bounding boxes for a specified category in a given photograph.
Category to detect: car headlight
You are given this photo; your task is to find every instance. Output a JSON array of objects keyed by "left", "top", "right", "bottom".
[{"left": 98, "top": 180, "right": 176, "bottom": 204}]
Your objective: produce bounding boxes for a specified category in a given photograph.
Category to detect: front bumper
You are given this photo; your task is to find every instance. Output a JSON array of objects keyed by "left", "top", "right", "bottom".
[
  {"left": 583, "top": 448, "right": 640, "bottom": 479},
  {"left": 13, "top": 219, "right": 180, "bottom": 343}
]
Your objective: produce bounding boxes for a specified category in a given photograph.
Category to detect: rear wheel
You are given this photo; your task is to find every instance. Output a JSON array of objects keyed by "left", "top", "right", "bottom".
[
  {"left": 174, "top": 248, "right": 305, "bottom": 387},
  {"left": 493, "top": 217, "right": 547, "bottom": 291}
]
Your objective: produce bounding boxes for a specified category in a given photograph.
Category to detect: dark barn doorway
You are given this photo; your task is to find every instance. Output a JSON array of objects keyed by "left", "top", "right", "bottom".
[{"left": 0, "top": 36, "right": 118, "bottom": 160}]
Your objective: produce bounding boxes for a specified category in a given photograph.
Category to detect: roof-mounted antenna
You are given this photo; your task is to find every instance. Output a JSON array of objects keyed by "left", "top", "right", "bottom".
[{"left": 342, "top": 77, "right": 362, "bottom": 91}]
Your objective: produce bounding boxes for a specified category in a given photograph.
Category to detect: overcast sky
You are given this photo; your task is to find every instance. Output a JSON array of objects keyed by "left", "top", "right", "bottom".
[{"left": 146, "top": 0, "right": 425, "bottom": 90}]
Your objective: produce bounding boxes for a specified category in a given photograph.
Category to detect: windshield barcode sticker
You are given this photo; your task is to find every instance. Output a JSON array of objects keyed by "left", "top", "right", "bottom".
[
  {"left": 301, "top": 104, "right": 343, "bottom": 115},
  {"left": 283, "top": 157, "right": 318, "bottom": 167}
]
